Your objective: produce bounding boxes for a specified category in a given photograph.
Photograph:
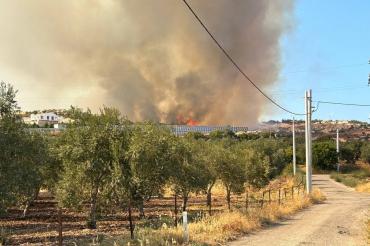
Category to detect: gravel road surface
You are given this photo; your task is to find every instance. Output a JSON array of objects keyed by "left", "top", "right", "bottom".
[{"left": 229, "top": 174, "right": 370, "bottom": 246}]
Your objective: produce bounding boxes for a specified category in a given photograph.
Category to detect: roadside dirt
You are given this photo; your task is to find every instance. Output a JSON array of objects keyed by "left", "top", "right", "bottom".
[{"left": 229, "top": 174, "right": 370, "bottom": 246}]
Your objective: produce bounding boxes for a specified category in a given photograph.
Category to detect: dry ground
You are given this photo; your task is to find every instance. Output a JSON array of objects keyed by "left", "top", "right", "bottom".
[
  {"left": 0, "top": 178, "right": 304, "bottom": 245},
  {"left": 0, "top": 183, "right": 278, "bottom": 245}
]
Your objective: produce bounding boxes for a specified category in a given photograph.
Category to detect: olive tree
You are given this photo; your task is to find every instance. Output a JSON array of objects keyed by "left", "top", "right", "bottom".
[
  {"left": 56, "top": 107, "right": 124, "bottom": 228},
  {"left": 0, "top": 82, "right": 51, "bottom": 215},
  {"left": 214, "top": 142, "right": 246, "bottom": 211},
  {"left": 110, "top": 122, "right": 175, "bottom": 238},
  {"left": 170, "top": 138, "right": 211, "bottom": 212},
  {"left": 125, "top": 122, "right": 173, "bottom": 217},
  {"left": 243, "top": 149, "right": 271, "bottom": 188}
]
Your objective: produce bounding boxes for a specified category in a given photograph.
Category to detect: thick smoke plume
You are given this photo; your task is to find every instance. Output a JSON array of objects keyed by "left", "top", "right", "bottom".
[{"left": 0, "top": 0, "right": 294, "bottom": 125}]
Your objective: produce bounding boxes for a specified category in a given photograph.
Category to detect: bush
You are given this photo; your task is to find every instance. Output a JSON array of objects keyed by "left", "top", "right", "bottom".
[
  {"left": 361, "top": 143, "right": 370, "bottom": 163},
  {"left": 281, "top": 163, "right": 294, "bottom": 176},
  {"left": 313, "top": 141, "right": 338, "bottom": 170}
]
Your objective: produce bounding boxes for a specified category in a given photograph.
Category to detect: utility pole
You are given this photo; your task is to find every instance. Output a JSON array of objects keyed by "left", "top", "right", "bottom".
[
  {"left": 292, "top": 117, "right": 296, "bottom": 176},
  {"left": 305, "top": 90, "right": 312, "bottom": 193},
  {"left": 336, "top": 129, "right": 340, "bottom": 172}
]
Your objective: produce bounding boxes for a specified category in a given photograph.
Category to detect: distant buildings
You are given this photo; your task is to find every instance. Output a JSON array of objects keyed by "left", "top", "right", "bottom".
[
  {"left": 169, "top": 125, "right": 248, "bottom": 136},
  {"left": 23, "top": 112, "right": 73, "bottom": 127}
]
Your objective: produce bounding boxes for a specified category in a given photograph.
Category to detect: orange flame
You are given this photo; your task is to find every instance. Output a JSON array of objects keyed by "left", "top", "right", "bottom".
[
  {"left": 176, "top": 115, "right": 199, "bottom": 126},
  {"left": 186, "top": 118, "right": 199, "bottom": 126}
]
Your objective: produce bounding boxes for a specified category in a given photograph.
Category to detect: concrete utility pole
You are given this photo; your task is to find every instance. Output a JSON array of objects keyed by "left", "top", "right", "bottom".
[
  {"left": 336, "top": 129, "right": 340, "bottom": 172},
  {"left": 305, "top": 90, "right": 313, "bottom": 193},
  {"left": 292, "top": 117, "right": 296, "bottom": 176}
]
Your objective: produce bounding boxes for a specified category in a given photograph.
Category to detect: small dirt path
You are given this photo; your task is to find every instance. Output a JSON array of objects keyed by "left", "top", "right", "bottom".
[{"left": 229, "top": 174, "right": 370, "bottom": 246}]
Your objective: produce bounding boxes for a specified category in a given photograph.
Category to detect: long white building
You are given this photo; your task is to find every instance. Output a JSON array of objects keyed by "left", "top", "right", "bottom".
[{"left": 169, "top": 125, "right": 248, "bottom": 136}]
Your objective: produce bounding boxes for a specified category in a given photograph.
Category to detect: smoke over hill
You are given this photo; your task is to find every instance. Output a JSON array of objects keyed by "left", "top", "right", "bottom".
[{"left": 0, "top": 0, "right": 294, "bottom": 125}]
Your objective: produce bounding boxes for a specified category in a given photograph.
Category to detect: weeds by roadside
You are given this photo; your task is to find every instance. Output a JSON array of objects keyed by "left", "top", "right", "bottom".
[
  {"left": 330, "top": 168, "right": 370, "bottom": 192},
  {"left": 367, "top": 219, "right": 370, "bottom": 244},
  {"left": 356, "top": 182, "right": 370, "bottom": 193}
]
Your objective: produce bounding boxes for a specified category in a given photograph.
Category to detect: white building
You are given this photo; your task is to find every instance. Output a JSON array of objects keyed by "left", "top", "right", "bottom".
[{"left": 28, "top": 112, "right": 62, "bottom": 127}]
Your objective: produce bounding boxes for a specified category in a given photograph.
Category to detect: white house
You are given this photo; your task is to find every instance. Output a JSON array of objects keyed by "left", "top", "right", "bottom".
[{"left": 28, "top": 112, "right": 62, "bottom": 127}]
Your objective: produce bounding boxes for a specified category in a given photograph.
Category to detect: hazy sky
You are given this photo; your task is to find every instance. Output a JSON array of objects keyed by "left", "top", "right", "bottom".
[{"left": 0, "top": 0, "right": 369, "bottom": 123}]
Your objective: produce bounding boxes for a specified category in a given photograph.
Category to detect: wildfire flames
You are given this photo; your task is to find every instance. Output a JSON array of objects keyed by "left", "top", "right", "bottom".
[
  {"left": 176, "top": 115, "right": 199, "bottom": 126},
  {"left": 186, "top": 118, "right": 199, "bottom": 126}
]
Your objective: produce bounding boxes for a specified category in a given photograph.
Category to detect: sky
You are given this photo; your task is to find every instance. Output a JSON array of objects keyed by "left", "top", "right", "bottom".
[
  {"left": 0, "top": 1, "right": 369, "bottom": 124},
  {"left": 267, "top": 0, "right": 370, "bottom": 122}
]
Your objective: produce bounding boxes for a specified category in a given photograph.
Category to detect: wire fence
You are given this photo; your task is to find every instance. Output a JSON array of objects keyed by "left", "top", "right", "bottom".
[{"left": 243, "top": 181, "right": 305, "bottom": 210}]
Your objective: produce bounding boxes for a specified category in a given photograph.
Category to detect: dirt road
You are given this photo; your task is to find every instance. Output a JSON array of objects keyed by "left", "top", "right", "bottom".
[{"left": 229, "top": 175, "right": 370, "bottom": 246}]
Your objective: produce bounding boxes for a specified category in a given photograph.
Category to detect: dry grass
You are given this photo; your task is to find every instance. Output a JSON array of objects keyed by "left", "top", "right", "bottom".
[
  {"left": 309, "top": 188, "right": 327, "bottom": 203},
  {"left": 131, "top": 188, "right": 326, "bottom": 245},
  {"left": 367, "top": 219, "right": 370, "bottom": 244},
  {"left": 368, "top": 220, "right": 370, "bottom": 245},
  {"left": 355, "top": 182, "right": 370, "bottom": 193}
]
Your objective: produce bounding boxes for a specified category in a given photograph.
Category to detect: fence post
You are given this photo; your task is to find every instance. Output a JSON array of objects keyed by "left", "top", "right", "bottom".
[
  {"left": 284, "top": 189, "right": 287, "bottom": 199},
  {"left": 245, "top": 191, "right": 249, "bottom": 211},
  {"left": 298, "top": 185, "right": 300, "bottom": 196},
  {"left": 261, "top": 191, "right": 264, "bottom": 208},
  {"left": 174, "top": 194, "right": 178, "bottom": 227},
  {"left": 278, "top": 189, "right": 281, "bottom": 205},
  {"left": 268, "top": 190, "right": 271, "bottom": 204},
  {"left": 58, "top": 207, "right": 62, "bottom": 246}
]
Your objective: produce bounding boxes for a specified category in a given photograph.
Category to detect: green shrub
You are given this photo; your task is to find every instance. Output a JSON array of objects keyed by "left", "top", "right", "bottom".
[
  {"left": 313, "top": 141, "right": 338, "bottom": 170},
  {"left": 361, "top": 143, "right": 370, "bottom": 163}
]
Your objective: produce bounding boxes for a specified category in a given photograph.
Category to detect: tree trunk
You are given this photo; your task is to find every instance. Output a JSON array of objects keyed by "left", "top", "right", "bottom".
[
  {"left": 87, "top": 187, "right": 99, "bottom": 229},
  {"left": 22, "top": 203, "right": 30, "bottom": 218},
  {"left": 226, "top": 187, "right": 231, "bottom": 211},
  {"left": 182, "top": 192, "right": 188, "bottom": 212},
  {"left": 138, "top": 199, "right": 145, "bottom": 219},
  {"left": 32, "top": 188, "right": 40, "bottom": 205},
  {"left": 128, "top": 200, "right": 134, "bottom": 240},
  {"left": 174, "top": 193, "right": 178, "bottom": 227},
  {"left": 245, "top": 190, "right": 249, "bottom": 211},
  {"left": 206, "top": 183, "right": 214, "bottom": 216},
  {"left": 22, "top": 188, "right": 40, "bottom": 218}
]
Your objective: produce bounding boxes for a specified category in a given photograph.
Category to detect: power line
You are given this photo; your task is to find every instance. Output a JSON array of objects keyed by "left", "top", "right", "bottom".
[
  {"left": 282, "top": 63, "right": 368, "bottom": 75},
  {"left": 313, "top": 100, "right": 370, "bottom": 107},
  {"left": 181, "top": 0, "right": 305, "bottom": 116},
  {"left": 269, "top": 84, "right": 368, "bottom": 96}
]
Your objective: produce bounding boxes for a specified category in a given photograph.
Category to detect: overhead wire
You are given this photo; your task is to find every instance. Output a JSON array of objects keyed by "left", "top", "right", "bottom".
[
  {"left": 181, "top": 0, "right": 305, "bottom": 116},
  {"left": 269, "top": 84, "right": 368, "bottom": 96},
  {"left": 282, "top": 63, "right": 368, "bottom": 75},
  {"left": 312, "top": 100, "right": 370, "bottom": 107}
]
